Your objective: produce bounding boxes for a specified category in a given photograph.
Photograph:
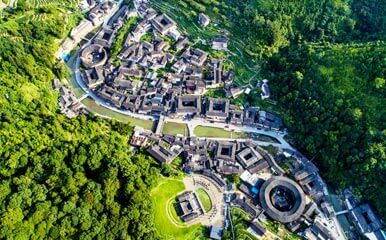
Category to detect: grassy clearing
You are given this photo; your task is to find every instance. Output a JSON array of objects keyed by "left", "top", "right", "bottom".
[
  {"left": 194, "top": 126, "right": 247, "bottom": 139},
  {"left": 196, "top": 188, "right": 212, "bottom": 212},
  {"left": 81, "top": 97, "right": 154, "bottom": 130},
  {"left": 163, "top": 122, "right": 188, "bottom": 136},
  {"left": 150, "top": 178, "right": 205, "bottom": 240}
]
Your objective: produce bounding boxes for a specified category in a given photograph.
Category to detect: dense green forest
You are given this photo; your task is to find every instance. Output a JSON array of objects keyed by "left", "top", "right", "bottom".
[
  {"left": 0, "top": 1, "right": 160, "bottom": 239},
  {"left": 266, "top": 43, "right": 386, "bottom": 218}
]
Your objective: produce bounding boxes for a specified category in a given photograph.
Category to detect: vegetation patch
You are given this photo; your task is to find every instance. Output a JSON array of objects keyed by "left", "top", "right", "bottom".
[
  {"left": 194, "top": 125, "right": 247, "bottom": 139},
  {"left": 222, "top": 207, "right": 257, "bottom": 240},
  {"left": 163, "top": 122, "right": 188, "bottom": 136},
  {"left": 195, "top": 188, "right": 212, "bottom": 212},
  {"left": 81, "top": 97, "right": 154, "bottom": 130},
  {"left": 266, "top": 43, "right": 386, "bottom": 217}
]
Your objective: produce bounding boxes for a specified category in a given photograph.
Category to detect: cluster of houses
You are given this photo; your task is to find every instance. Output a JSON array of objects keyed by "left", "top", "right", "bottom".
[
  {"left": 71, "top": 1, "right": 120, "bottom": 43},
  {"left": 77, "top": 2, "right": 282, "bottom": 131},
  {"left": 53, "top": 79, "right": 87, "bottom": 118},
  {"left": 343, "top": 190, "right": 386, "bottom": 240},
  {"left": 130, "top": 123, "right": 345, "bottom": 239}
]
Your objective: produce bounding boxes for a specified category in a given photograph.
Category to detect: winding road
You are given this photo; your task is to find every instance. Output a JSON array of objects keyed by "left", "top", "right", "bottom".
[
  {"left": 66, "top": 1, "right": 348, "bottom": 239},
  {"left": 69, "top": 0, "right": 294, "bottom": 151}
]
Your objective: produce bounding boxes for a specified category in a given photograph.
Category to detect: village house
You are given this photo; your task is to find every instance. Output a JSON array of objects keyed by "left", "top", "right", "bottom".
[
  {"left": 229, "top": 105, "right": 244, "bottom": 125},
  {"left": 175, "top": 95, "right": 202, "bottom": 116},
  {"left": 88, "top": 1, "right": 117, "bottom": 26},
  {"left": 198, "top": 13, "right": 210, "bottom": 27},
  {"left": 175, "top": 191, "right": 204, "bottom": 222},
  {"left": 236, "top": 147, "right": 264, "bottom": 169},
  {"left": 70, "top": 19, "right": 94, "bottom": 42},
  {"left": 151, "top": 14, "right": 177, "bottom": 35},
  {"left": 206, "top": 59, "right": 223, "bottom": 88},
  {"left": 212, "top": 38, "right": 228, "bottom": 51},
  {"left": 182, "top": 47, "right": 208, "bottom": 66},
  {"left": 175, "top": 37, "right": 189, "bottom": 51},
  {"left": 82, "top": 67, "right": 105, "bottom": 90},
  {"left": 215, "top": 141, "right": 242, "bottom": 175},
  {"left": 205, "top": 98, "right": 230, "bottom": 122},
  {"left": 147, "top": 141, "right": 183, "bottom": 164},
  {"left": 98, "top": 85, "right": 126, "bottom": 108},
  {"left": 258, "top": 111, "right": 283, "bottom": 130},
  {"left": 260, "top": 79, "right": 271, "bottom": 100},
  {"left": 248, "top": 221, "right": 266, "bottom": 238}
]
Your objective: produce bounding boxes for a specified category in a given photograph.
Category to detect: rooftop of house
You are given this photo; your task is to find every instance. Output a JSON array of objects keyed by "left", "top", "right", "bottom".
[
  {"left": 176, "top": 95, "right": 202, "bottom": 114},
  {"left": 248, "top": 221, "right": 266, "bottom": 237},
  {"left": 209, "top": 226, "right": 223, "bottom": 240},
  {"left": 215, "top": 141, "right": 236, "bottom": 162},
  {"left": 199, "top": 13, "right": 210, "bottom": 26},
  {"left": 206, "top": 98, "right": 230, "bottom": 118},
  {"left": 176, "top": 191, "right": 203, "bottom": 222},
  {"left": 151, "top": 14, "right": 177, "bottom": 34},
  {"left": 147, "top": 142, "right": 181, "bottom": 164},
  {"left": 236, "top": 147, "right": 263, "bottom": 168},
  {"left": 259, "top": 176, "right": 306, "bottom": 223}
]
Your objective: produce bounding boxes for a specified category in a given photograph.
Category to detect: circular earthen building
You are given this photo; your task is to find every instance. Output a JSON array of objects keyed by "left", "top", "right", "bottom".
[
  {"left": 80, "top": 44, "right": 107, "bottom": 69},
  {"left": 259, "top": 176, "right": 306, "bottom": 223}
]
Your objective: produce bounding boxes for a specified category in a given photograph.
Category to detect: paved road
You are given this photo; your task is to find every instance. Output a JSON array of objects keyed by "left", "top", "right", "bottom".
[
  {"left": 164, "top": 117, "right": 293, "bottom": 150},
  {"left": 74, "top": 49, "right": 293, "bottom": 150},
  {"left": 71, "top": 0, "right": 293, "bottom": 150}
]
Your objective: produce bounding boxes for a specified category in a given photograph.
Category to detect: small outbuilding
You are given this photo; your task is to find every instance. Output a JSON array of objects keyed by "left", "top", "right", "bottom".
[
  {"left": 209, "top": 225, "right": 223, "bottom": 240},
  {"left": 199, "top": 13, "right": 210, "bottom": 27}
]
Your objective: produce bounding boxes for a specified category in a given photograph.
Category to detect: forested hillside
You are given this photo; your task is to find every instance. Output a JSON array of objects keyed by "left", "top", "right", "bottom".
[
  {"left": 265, "top": 43, "right": 386, "bottom": 217},
  {"left": 0, "top": 1, "right": 159, "bottom": 239},
  {"left": 167, "top": 0, "right": 386, "bottom": 218},
  {"left": 172, "top": 0, "right": 385, "bottom": 57}
]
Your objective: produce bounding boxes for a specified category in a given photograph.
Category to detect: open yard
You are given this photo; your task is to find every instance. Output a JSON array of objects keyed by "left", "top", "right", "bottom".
[
  {"left": 194, "top": 126, "right": 247, "bottom": 139},
  {"left": 150, "top": 178, "right": 206, "bottom": 240},
  {"left": 81, "top": 97, "right": 154, "bottom": 130},
  {"left": 196, "top": 188, "right": 212, "bottom": 212},
  {"left": 163, "top": 122, "right": 188, "bottom": 136}
]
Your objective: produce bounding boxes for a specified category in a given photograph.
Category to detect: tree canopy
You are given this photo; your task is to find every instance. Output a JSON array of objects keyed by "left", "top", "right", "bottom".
[{"left": 0, "top": 2, "right": 160, "bottom": 239}]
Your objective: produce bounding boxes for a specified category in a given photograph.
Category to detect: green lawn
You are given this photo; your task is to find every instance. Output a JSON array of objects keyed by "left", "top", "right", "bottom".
[
  {"left": 195, "top": 188, "right": 212, "bottom": 212},
  {"left": 81, "top": 97, "right": 154, "bottom": 130},
  {"left": 150, "top": 178, "right": 206, "bottom": 240},
  {"left": 194, "top": 126, "right": 247, "bottom": 139},
  {"left": 163, "top": 122, "right": 188, "bottom": 136}
]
